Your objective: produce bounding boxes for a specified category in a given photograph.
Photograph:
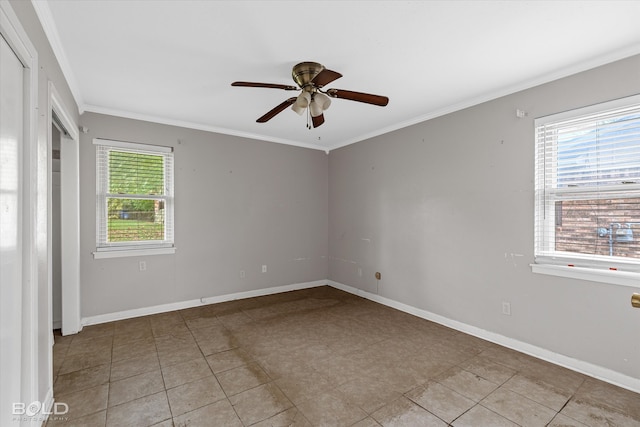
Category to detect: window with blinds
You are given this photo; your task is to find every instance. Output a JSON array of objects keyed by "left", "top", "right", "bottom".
[
  {"left": 534, "top": 94, "right": 640, "bottom": 273},
  {"left": 94, "top": 138, "right": 174, "bottom": 252}
]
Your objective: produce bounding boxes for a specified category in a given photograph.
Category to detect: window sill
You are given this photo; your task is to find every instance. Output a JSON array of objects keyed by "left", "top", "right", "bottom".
[
  {"left": 531, "top": 263, "right": 640, "bottom": 288},
  {"left": 93, "top": 247, "right": 176, "bottom": 259}
]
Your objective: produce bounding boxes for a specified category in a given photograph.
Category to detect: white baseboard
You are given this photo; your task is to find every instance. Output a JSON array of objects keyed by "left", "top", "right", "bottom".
[
  {"left": 81, "top": 280, "right": 327, "bottom": 327},
  {"left": 327, "top": 280, "right": 640, "bottom": 394}
]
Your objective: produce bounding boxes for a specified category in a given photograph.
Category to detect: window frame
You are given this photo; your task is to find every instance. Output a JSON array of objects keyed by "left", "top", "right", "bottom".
[
  {"left": 93, "top": 138, "right": 175, "bottom": 259},
  {"left": 532, "top": 94, "right": 640, "bottom": 287}
]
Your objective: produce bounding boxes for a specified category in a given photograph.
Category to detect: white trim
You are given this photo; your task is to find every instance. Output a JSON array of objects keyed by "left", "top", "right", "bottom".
[
  {"left": 30, "top": 0, "right": 84, "bottom": 113},
  {"left": 92, "top": 246, "right": 176, "bottom": 259},
  {"left": 81, "top": 280, "right": 327, "bottom": 326},
  {"left": 327, "top": 280, "right": 640, "bottom": 394},
  {"left": 534, "top": 93, "right": 640, "bottom": 127},
  {"left": 531, "top": 264, "right": 640, "bottom": 288},
  {"left": 49, "top": 82, "right": 82, "bottom": 337},
  {"left": 93, "top": 137, "right": 172, "bottom": 153},
  {"left": 83, "top": 104, "right": 327, "bottom": 152}
]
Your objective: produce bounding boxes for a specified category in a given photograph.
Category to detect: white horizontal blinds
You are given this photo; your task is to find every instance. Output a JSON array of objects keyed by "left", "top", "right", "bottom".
[
  {"left": 96, "top": 145, "right": 109, "bottom": 247},
  {"left": 535, "top": 96, "right": 640, "bottom": 266},
  {"left": 95, "top": 139, "right": 174, "bottom": 249},
  {"left": 541, "top": 106, "right": 640, "bottom": 189}
]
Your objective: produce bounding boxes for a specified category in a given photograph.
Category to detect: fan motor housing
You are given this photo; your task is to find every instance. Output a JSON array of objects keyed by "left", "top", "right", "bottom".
[{"left": 292, "top": 62, "right": 324, "bottom": 88}]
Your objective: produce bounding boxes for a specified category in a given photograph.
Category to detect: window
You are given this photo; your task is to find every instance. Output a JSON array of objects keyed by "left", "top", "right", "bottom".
[
  {"left": 533, "top": 94, "right": 640, "bottom": 285},
  {"left": 94, "top": 138, "right": 174, "bottom": 258}
]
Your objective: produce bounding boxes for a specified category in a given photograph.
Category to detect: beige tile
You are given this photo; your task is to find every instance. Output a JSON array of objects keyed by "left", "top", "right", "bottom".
[
  {"left": 216, "top": 362, "right": 270, "bottom": 396},
  {"left": 151, "top": 322, "right": 190, "bottom": 338},
  {"left": 502, "top": 374, "right": 571, "bottom": 411},
  {"left": 161, "top": 356, "right": 212, "bottom": 389},
  {"left": 108, "top": 370, "right": 164, "bottom": 407},
  {"left": 229, "top": 382, "right": 293, "bottom": 426},
  {"left": 46, "top": 409, "right": 106, "bottom": 427},
  {"left": 73, "top": 323, "right": 115, "bottom": 340},
  {"left": 458, "top": 355, "right": 516, "bottom": 385},
  {"left": 371, "top": 396, "right": 447, "bottom": 426},
  {"left": 113, "top": 317, "right": 151, "bottom": 335},
  {"left": 560, "top": 399, "right": 640, "bottom": 427},
  {"left": 186, "top": 315, "right": 222, "bottom": 330},
  {"left": 58, "top": 348, "right": 112, "bottom": 375},
  {"left": 406, "top": 382, "right": 475, "bottom": 423},
  {"left": 310, "top": 352, "right": 373, "bottom": 388},
  {"left": 435, "top": 367, "right": 499, "bottom": 402},
  {"left": 112, "top": 328, "right": 154, "bottom": 347},
  {"left": 149, "top": 419, "right": 174, "bottom": 427},
  {"left": 154, "top": 332, "right": 197, "bottom": 352},
  {"left": 251, "top": 407, "right": 312, "bottom": 427},
  {"left": 53, "top": 330, "right": 74, "bottom": 345},
  {"left": 351, "top": 417, "right": 383, "bottom": 427},
  {"left": 401, "top": 352, "right": 454, "bottom": 386},
  {"left": 296, "top": 389, "right": 368, "bottom": 427},
  {"left": 156, "top": 342, "right": 202, "bottom": 368},
  {"left": 106, "top": 391, "right": 171, "bottom": 427},
  {"left": 110, "top": 352, "right": 160, "bottom": 382},
  {"left": 338, "top": 377, "right": 403, "bottom": 414},
  {"left": 66, "top": 336, "right": 113, "bottom": 357},
  {"left": 173, "top": 399, "right": 242, "bottom": 427},
  {"left": 166, "top": 376, "right": 226, "bottom": 416},
  {"left": 43, "top": 288, "right": 640, "bottom": 427},
  {"left": 54, "top": 384, "right": 109, "bottom": 421},
  {"left": 275, "top": 367, "right": 333, "bottom": 405},
  {"left": 255, "top": 348, "right": 312, "bottom": 380},
  {"left": 547, "top": 413, "right": 589, "bottom": 427},
  {"left": 111, "top": 337, "right": 157, "bottom": 362},
  {"left": 451, "top": 405, "right": 518, "bottom": 427},
  {"left": 216, "top": 311, "right": 253, "bottom": 329},
  {"left": 54, "top": 364, "right": 111, "bottom": 396},
  {"left": 205, "top": 348, "right": 252, "bottom": 373},
  {"left": 573, "top": 377, "right": 640, "bottom": 420},
  {"left": 192, "top": 326, "right": 237, "bottom": 355},
  {"left": 481, "top": 387, "right": 557, "bottom": 427},
  {"left": 518, "top": 359, "right": 585, "bottom": 395}
]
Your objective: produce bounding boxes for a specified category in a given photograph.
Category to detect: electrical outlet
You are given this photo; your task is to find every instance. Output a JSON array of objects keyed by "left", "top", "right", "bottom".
[
  {"left": 502, "top": 302, "right": 511, "bottom": 316},
  {"left": 357, "top": 267, "right": 362, "bottom": 277},
  {"left": 262, "top": 265, "right": 267, "bottom": 273},
  {"left": 239, "top": 270, "right": 245, "bottom": 279},
  {"left": 375, "top": 272, "right": 381, "bottom": 280},
  {"left": 139, "top": 261, "right": 146, "bottom": 271}
]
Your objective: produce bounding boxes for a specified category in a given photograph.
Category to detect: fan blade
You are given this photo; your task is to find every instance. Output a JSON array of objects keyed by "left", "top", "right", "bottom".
[
  {"left": 256, "top": 97, "right": 297, "bottom": 123},
  {"left": 312, "top": 113, "right": 325, "bottom": 128},
  {"left": 326, "top": 89, "right": 389, "bottom": 106},
  {"left": 232, "top": 81, "right": 299, "bottom": 91},
  {"left": 311, "top": 69, "right": 342, "bottom": 88}
]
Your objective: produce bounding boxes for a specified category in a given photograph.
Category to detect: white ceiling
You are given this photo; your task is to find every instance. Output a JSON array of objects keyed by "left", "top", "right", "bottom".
[{"left": 35, "top": 1, "right": 640, "bottom": 151}]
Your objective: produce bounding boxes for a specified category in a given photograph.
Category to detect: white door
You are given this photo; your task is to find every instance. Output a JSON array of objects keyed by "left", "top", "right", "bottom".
[{"left": 0, "top": 33, "right": 25, "bottom": 425}]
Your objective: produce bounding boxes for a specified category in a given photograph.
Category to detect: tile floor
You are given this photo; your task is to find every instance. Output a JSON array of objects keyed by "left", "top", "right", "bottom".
[{"left": 48, "top": 286, "right": 640, "bottom": 427}]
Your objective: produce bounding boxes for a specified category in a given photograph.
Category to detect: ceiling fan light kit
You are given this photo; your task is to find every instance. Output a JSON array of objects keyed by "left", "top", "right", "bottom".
[{"left": 231, "top": 61, "right": 389, "bottom": 128}]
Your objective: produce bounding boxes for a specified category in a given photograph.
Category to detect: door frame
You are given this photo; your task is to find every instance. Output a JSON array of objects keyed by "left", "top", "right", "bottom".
[{"left": 47, "top": 82, "right": 80, "bottom": 338}]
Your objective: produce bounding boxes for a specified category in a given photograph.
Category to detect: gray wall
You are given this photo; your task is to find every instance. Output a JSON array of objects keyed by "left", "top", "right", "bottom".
[
  {"left": 328, "top": 55, "right": 640, "bottom": 382},
  {"left": 79, "top": 113, "right": 328, "bottom": 317}
]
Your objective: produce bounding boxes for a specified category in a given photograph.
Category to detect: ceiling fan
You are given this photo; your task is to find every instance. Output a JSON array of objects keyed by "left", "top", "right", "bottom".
[{"left": 231, "top": 61, "right": 389, "bottom": 128}]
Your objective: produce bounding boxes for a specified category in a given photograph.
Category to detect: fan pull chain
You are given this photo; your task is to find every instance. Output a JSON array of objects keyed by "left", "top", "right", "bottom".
[{"left": 306, "top": 108, "right": 312, "bottom": 129}]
